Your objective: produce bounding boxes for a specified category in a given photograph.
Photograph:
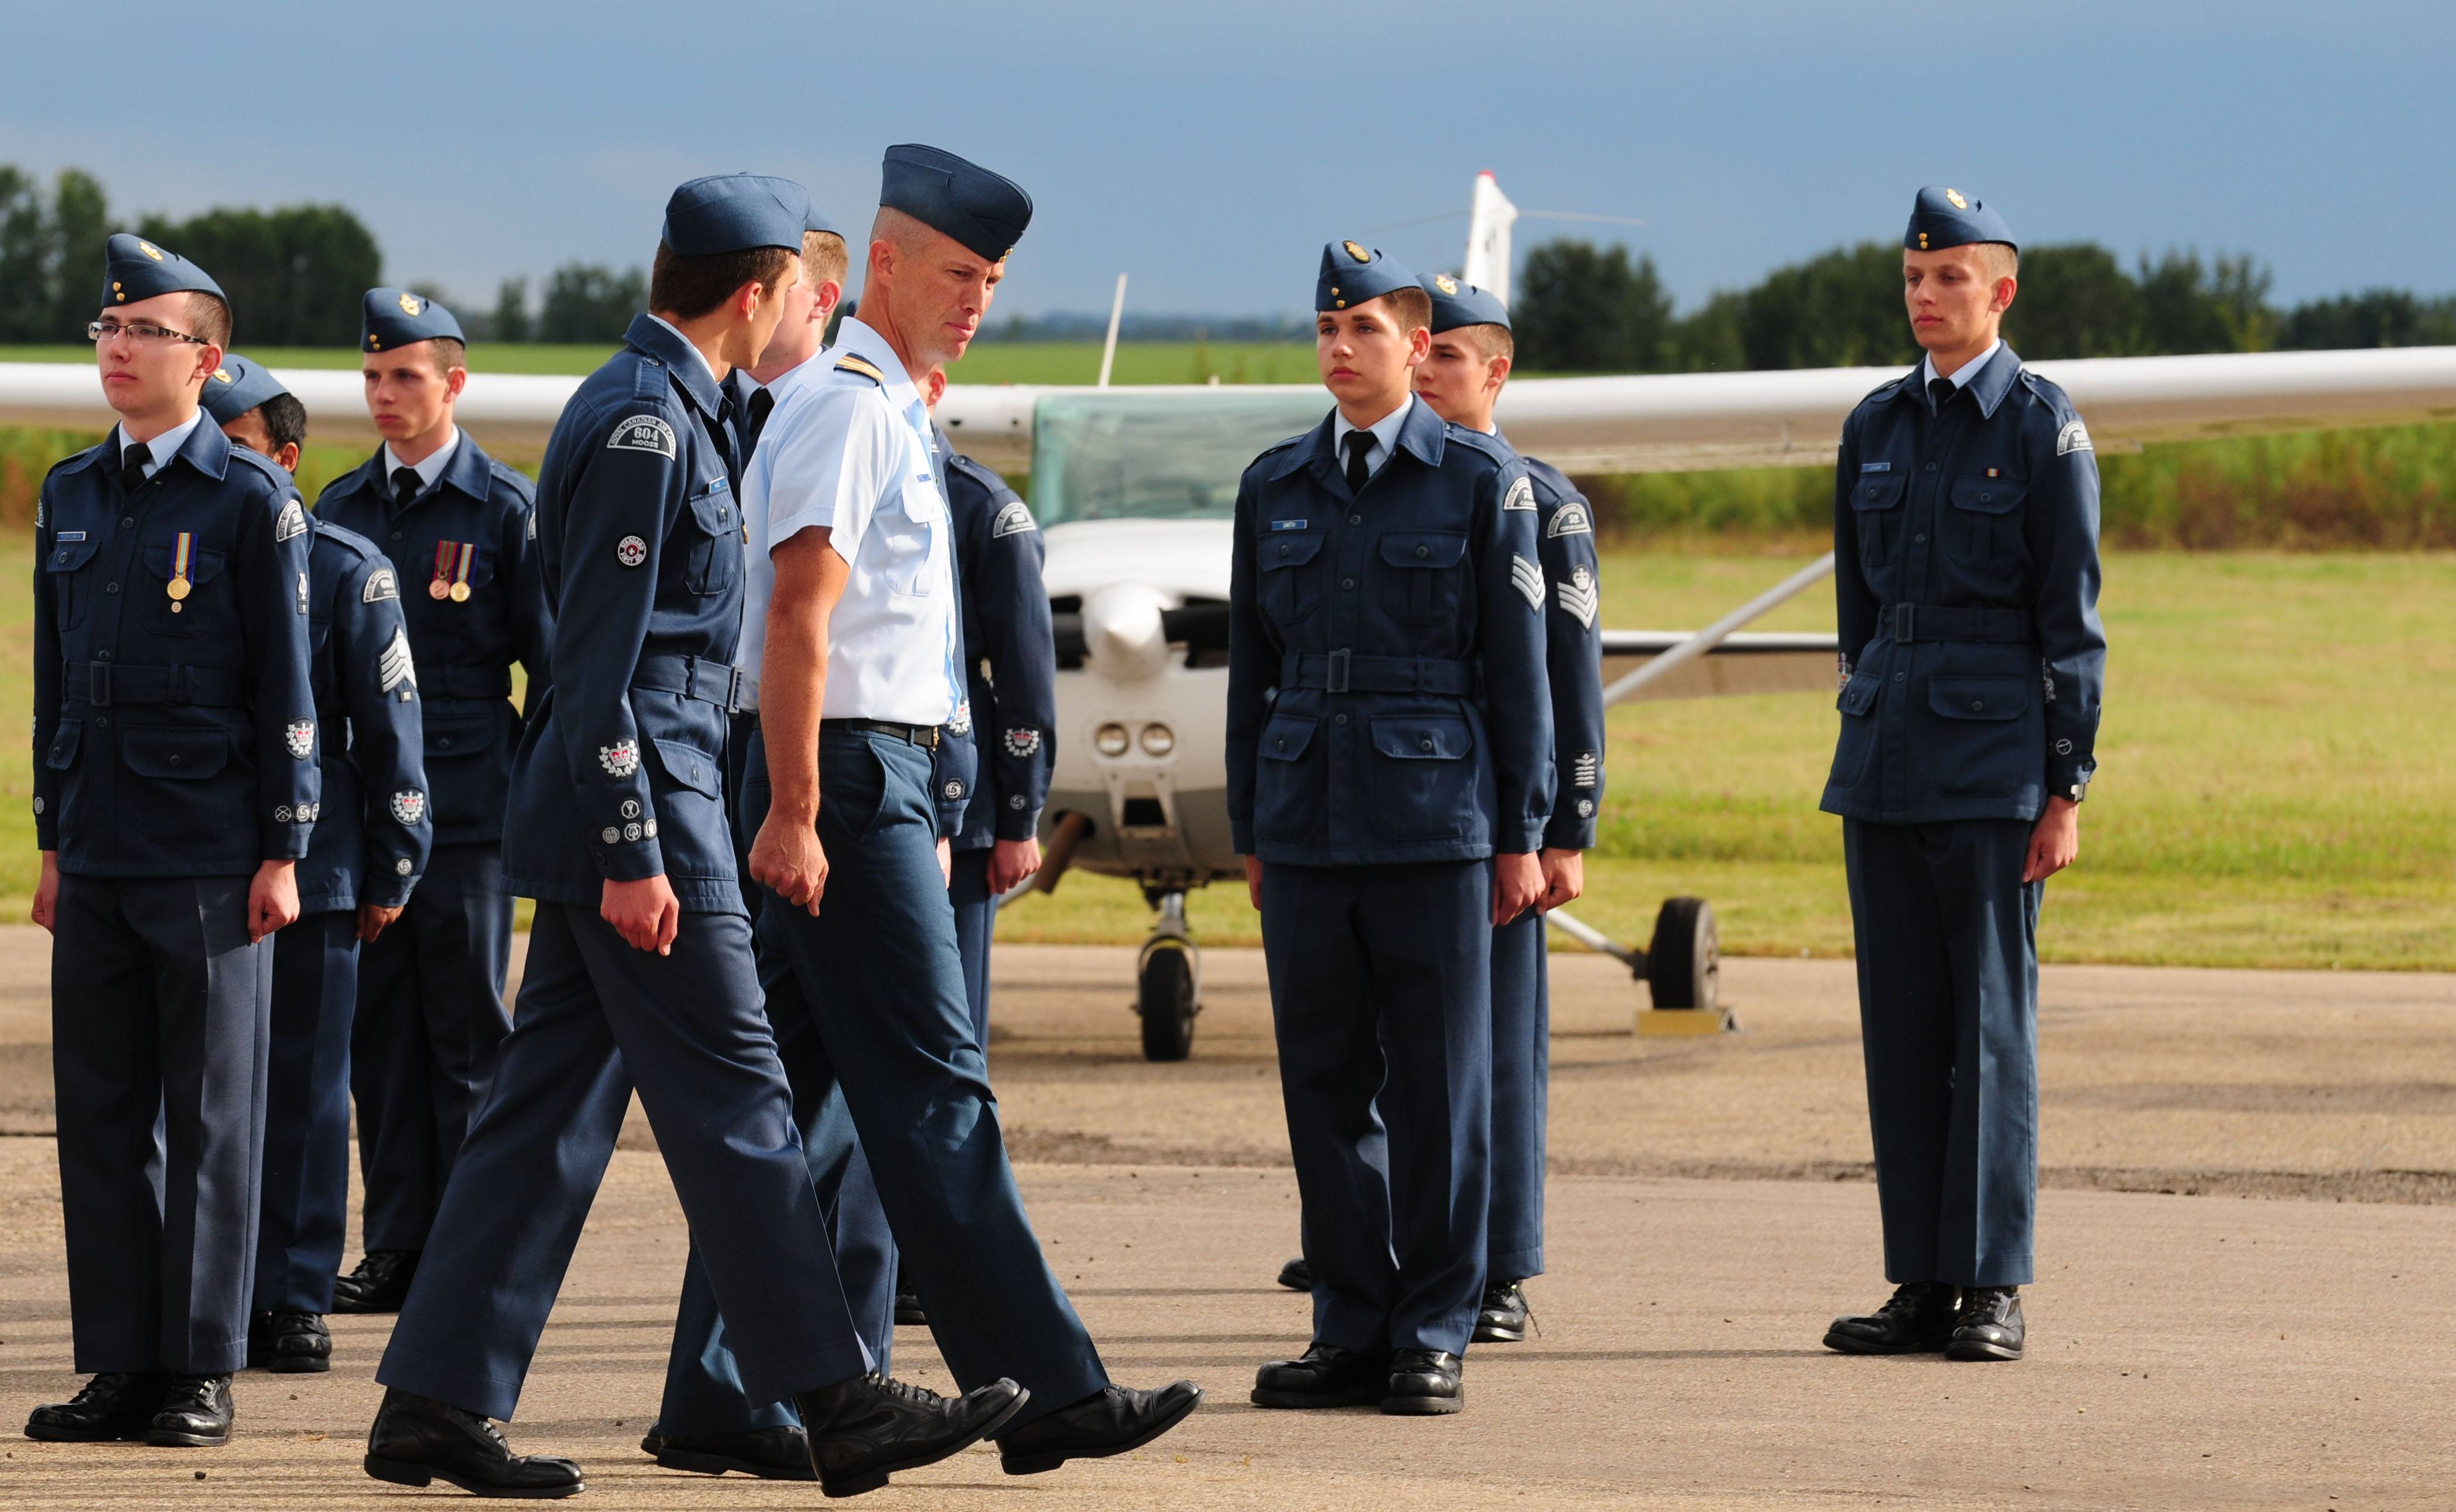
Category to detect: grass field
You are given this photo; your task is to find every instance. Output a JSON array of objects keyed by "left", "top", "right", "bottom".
[{"left": 997, "top": 549, "right": 2456, "bottom": 970}]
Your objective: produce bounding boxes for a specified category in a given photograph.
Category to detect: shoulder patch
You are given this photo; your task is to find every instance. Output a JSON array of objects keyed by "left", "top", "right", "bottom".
[
  {"left": 1555, "top": 564, "right": 1600, "bottom": 628},
  {"left": 2055, "top": 418, "right": 2093, "bottom": 456},
  {"left": 1544, "top": 501, "right": 1593, "bottom": 538},
  {"left": 990, "top": 499, "right": 1037, "bottom": 539},
  {"left": 607, "top": 414, "right": 679, "bottom": 459},
  {"left": 834, "top": 354, "right": 887, "bottom": 385},
  {"left": 1503, "top": 476, "right": 1535, "bottom": 512},
  {"left": 275, "top": 498, "right": 309, "bottom": 542},
  {"left": 362, "top": 566, "right": 400, "bottom": 604},
  {"left": 1509, "top": 553, "right": 1544, "bottom": 610}
]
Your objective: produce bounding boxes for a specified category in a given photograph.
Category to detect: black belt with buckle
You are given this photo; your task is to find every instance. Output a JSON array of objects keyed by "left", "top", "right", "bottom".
[
  {"left": 633, "top": 654, "right": 748, "bottom": 713},
  {"left": 61, "top": 660, "right": 245, "bottom": 708},
  {"left": 822, "top": 718, "right": 940, "bottom": 750},
  {"left": 1884, "top": 604, "right": 2032, "bottom": 645}
]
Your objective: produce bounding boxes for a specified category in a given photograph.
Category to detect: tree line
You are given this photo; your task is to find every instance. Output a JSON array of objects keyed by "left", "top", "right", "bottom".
[{"left": 1512, "top": 238, "right": 2456, "bottom": 374}]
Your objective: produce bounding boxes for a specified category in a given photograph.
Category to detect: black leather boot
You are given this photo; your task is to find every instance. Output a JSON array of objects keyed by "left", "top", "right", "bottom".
[
  {"left": 1275, "top": 1256, "right": 1311, "bottom": 1291},
  {"left": 1823, "top": 1281, "right": 1959, "bottom": 1354},
  {"left": 332, "top": 1250, "right": 419, "bottom": 1314},
  {"left": 148, "top": 1374, "right": 234, "bottom": 1447},
  {"left": 1473, "top": 1280, "right": 1531, "bottom": 1343},
  {"left": 24, "top": 1371, "right": 164, "bottom": 1442},
  {"left": 1251, "top": 1344, "right": 1390, "bottom": 1408},
  {"left": 249, "top": 1310, "right": 332, "bottom": 1373},
  {"left": 996, "top": 1380, "right": 1203, "bottom": 1475},
  {"left": 651, "top": 1423, "right": 815, "bottom": 1480},
  {"left": 793, "top": 1371, "right": 1027, "bottom": 1497},
  {"left": 1946, "top": 1287, "right": 2025, "bottom": 1361},
  {"left": 363, "top": 1386, "right": 584, "bottom": 1498},
  {"left": 1382, "top": 1350, "right": 1464, "bottom": 1415}
]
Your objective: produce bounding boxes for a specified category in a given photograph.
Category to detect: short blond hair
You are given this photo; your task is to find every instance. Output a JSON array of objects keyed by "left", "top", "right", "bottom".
[
  {"left": 804, "top": 230, "right": 849, "bottom": 287},
  {"left": 1976, "top": 242, "right": 2019, "bottom": 280}
]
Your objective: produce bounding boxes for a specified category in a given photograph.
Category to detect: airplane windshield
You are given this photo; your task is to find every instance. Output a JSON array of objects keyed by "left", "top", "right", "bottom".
[{"left": 1031, "top": 389, "right": 1332, "bottom": 526}]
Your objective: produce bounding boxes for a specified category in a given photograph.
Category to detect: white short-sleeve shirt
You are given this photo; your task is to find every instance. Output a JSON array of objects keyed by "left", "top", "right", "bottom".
[{"left": 739, "top": 317, "right": 963, "bottom": 723}]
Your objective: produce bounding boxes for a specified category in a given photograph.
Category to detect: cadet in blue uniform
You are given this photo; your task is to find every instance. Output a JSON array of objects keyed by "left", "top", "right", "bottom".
[
  {"left": 204, "top": 359, "right": 432, "bottom": 1376},
  {"left": 1234, "top": 243, "right": 1551, "bottom": 1417},
  {"left": 1412, "top": 275, "right": 1606, "bottom": 1345},
  {"left": 26, "top": 237, "right": 318, "bottom": 1449},
  {"left": 1819, "top": 189, "right": 2104, "bottom": 1365},
  {"left": 315, "top": 290, "right": 551, "bottom": 1314},
  {"left": 365, "top": 175, "right": 1025, "bottom": 1501},
  {"left": 922, "top": 362, "right": 1056, "bottom": 1049},
  {"left": 743, "top": 144, "right": 1199, "bottom": 1475},
  {"left": 638, "top": 203, "right": 902, "bottom": 1486}
]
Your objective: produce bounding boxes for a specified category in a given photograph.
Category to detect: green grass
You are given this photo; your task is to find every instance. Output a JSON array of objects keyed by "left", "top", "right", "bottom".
[{"left": 1001, "top": 550, "right": 2456, "bottom": 971}]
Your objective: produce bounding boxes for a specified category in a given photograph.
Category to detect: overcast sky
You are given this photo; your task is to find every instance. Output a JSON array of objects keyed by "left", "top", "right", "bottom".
[{"left": 6, "top": 1, "right": 2450, "bottom": 320}]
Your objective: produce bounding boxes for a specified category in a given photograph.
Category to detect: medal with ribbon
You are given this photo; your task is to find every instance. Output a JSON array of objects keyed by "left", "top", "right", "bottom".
[
  {"left": 429, "top": 541, "right": 454, "bottom": 600},
  {"left": 449, "top": 542, "right": 474, "bottom": 602},
  {"left": 166, "top": 531, "right": 193, "bottom": 611}
]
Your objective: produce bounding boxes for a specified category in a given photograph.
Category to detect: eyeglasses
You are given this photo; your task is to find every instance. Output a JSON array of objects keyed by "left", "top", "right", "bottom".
[{"left": 87, "top": 320, "right": 211, "bottom": 348}]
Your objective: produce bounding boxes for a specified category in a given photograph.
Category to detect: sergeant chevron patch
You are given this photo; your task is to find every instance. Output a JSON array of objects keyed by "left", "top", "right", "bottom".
[
  {"left": 1510, "top": 553, "right": 1544, "bottom": 610},
  {"left": 1555, "top": 568, "right": 1600, "bottom": 628},
  {"left": 378, "top": 625, "right": 418, "bottom": 697}
]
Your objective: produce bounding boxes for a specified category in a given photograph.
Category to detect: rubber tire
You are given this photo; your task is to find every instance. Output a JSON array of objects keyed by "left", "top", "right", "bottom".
[
  {"left": 1646, "top": 897, "right": 1719, "bottom": 1011},
  {"left": 1138, "top": 940, "right": 1198, "bottom": 1062}
]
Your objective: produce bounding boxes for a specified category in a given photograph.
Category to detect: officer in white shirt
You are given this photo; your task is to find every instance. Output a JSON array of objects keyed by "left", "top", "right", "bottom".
[{"left": 742, "top": 143, "right": 1200, "bottom": 1477}]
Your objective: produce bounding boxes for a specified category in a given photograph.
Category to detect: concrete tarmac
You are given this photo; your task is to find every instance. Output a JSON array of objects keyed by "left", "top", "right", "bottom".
[{"left": 1, "top": 932, "right": 2452, "bottom": 1508}]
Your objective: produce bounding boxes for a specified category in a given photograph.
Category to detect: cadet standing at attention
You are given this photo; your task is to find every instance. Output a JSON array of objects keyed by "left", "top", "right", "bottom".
[
  {"left": 203, "top": 358, "right": 432, "bottom": 1376},
  {"left": 314, "top": 290, "right": 550, "bottom": 1315},
  {"left": 744, "top": 143, "right": 1200, "bottom": 1474},
  {"left": 365, "top": 175, "right": 1027, "bottom": 1501},
  {"left": 638, "top": 202, "right": 904, "bottom": 1486},
  {"left": 25, "top": 237, "right": 317, "bottom": 1449},
  {"left": 1408, "top": 274, "right": 1606, "bottom": 1346},
  {"left": 1232, "top": 242, "right": 1551, "bottom": 1417},
  {"left": 921, "top": 362, "right": 1057, "bottom": 1052},
  {"left": 1819, "top": 188, "right": 2104, "bottom": 1364}
]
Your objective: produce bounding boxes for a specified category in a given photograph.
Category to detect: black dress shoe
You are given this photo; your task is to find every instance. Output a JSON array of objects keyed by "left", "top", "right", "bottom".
[
  {"left": 364, "top": 1387, "right": 584, "bottom": 1499},
  {"left": 893, "top": 1288, "right": 928, "bottom": 1327},
  {"left": 333, "top": 1250, "right": 419, "bottom": 1314},
  {"left": 1275, "top": 1256, "right": 1311, "bottom": 1291},
  {"left": 1823, "top": 1281, "right": 1959, "bottom": 1355},
  {"left": 25, "top": 1371, "right": 165, "bottom": 1442},
  {"left": 652, "top": 1424, "right": 815, "bottom": 1480},
  {"left": 1251, "top": 1344, "right": 1390, "bottom": 1408},
  {"left": 1945, "top": 1287, "right": 2025, "bottom": 1362},
  {"left": 249, "top": 1310, "right": 331, "bottom": 1373},
  {"left": 638, "top": 1425, "right": 664, "bottom": 1456},
  {"left": 148, "top": 1374, "right": 234, "bottom": 1447},
  {"left": 795, "top": 1370, "right": 1027, "bottom": 1497},
  {"left": 1472, "top": 1280, "right": 1531, "bottom": 1344},
  {"left": 1382, "top": 1350, "right": 1463, "bottom": 1415},
  {"left": 997, "top": 1380, "right": 1203, "bottom": 1476}
]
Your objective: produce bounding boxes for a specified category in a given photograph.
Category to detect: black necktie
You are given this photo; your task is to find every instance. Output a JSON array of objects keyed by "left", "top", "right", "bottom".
[
  {"left": 391, "top": 466, "right": 420, "bottom": 509},
  {"left": 745, "top": 386, "right": 775, "bottom": 452},
  {"left": 1343, "top": 430, "right": 1374, "bottom": 494},
  {"left": 1928, "top": 377, "right": 1956, "bottom": 412},
  {"left": 118, "top": 442, "right": 152, "bottom": 494}
]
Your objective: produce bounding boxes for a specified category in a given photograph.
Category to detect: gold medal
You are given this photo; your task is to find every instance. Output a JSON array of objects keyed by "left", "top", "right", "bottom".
[
  {"left": 429, "top": 578, "right": 451, "bottom": 600},
  {"left": 449, "top": 581, "right": 470, "bottom": 603},
  {"left": 447, "top": 541, "right": 476, "bottom": 604},
  {"left": 166, "top": 531, "right": 194, "bottom": 610},
  {"left": 166, "top": 576, "right": 190, "bottom": 601}
]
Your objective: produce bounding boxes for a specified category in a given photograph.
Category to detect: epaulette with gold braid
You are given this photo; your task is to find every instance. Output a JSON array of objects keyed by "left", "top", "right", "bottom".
[{"left": 834, "top": 354, "right": 887, "bottom": 385}]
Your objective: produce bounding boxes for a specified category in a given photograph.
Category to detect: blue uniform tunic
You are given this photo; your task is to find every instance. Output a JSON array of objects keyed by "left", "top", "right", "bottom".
[
  {"left": 1484, "top": 448, "right": 1606, "bottom": 1287},
  {"left": 256, "top": 522, "right": 432, "bottom": 1315},
  {"left": 35, "top": 416, "right": 318, "bottom": 1377},
  {"left": 317, "top": 433, "right": 549, "bottom": 1258},
  {"left": 1226, "top": 399, "right": 1552, "bottom": 1357},
  {"left": 928, "top": 427, "right": 1056, "bottom": 1046},
  {"left": 1821, "top": 344, "right": 2105, "bottom": 1288},
  {"left": 376, "top": 314, "right": 872, "bottom": 1422}
]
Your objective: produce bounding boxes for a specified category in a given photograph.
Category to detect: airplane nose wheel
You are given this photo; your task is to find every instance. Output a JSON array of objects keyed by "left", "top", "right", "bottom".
[{"left": 1137, "top": 890, "right": 1200, "bottom": 1062}]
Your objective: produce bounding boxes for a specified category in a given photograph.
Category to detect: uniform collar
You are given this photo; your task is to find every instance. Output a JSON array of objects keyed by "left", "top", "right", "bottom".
[
  {"left": 626, "top": 311, "right": 724, "bottom": 418},
  {"left": 117, "top": 409, "right": 218, "bottom": 480},
  {"left": 1274, "top": 396, "right": 1448, "bottom": 499},
  {"left": 385, "top": 425, "right": 461, "bottom": 492},
  {"left": 833, "top": 317, "right": 923, "bottom": 410},
  {"left": 1900, "top": 340, "right": 2019, "bottom": 419}
]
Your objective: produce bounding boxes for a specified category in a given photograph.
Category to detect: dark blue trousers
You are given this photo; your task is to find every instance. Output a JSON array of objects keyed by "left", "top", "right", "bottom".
[
  {"left": 255, "top": 911, "right": 360, "bottom": 1315},
  {"left": 948, "top": 844, "right": 998, "bottom": 1052},
  {"left": 1260, "top": 860, "right": 1493, "bottom": 1357},
  {"left": 656, "top": 721, "right": 899, "bottom": 1435},
  {"left": 375, "top": 904, "right": 869, "bottom": 1421},
  {"left": 52, "top": 873, "right": 273, "bottom": 1376},
  {"left": 1842, "top": 818, "right": 2042, "bottom": 1288},
  {"left": 1487, "top": 908, "right": 1549, "bottom": 1284},
  {"left": 744, "top": 726, "right": 1108, "bottom": 1425},
  {"left": 350, "top": 841, "right": 513, "bottom": 1254}
]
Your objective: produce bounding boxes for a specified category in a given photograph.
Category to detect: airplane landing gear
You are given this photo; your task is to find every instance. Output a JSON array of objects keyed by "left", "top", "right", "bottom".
[
  {"left": 1546, "top": 896, "right": 1733, "bottom": 1034},
  {"left": 1137, "top": 889, "right": 1200, "bottom": 1062}
]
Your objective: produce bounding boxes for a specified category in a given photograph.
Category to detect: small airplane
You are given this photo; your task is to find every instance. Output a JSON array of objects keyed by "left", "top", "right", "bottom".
[{"left": 6, "top": 175, "right": 2455, "bottom": 1060}]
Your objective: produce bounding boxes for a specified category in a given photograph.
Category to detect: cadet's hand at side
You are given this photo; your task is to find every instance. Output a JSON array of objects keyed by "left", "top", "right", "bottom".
[
  {"left": 249, "top": 860, "right": 302, "bottom": 943},
  {"left": 938, "top": 837, "right": 953, "bottom": 888},
  {"left": 987, "top": 836, "right": 1041, "bottom": 895},
  {"left": 31, "top": 852, "right": 59, "bottom": 935},
  {"left": 2023, "top": 796, "right": 2080, "bottom": 884},
  {"left": 357, "top": 902, "right": 405, "bottom": 943},
  {"left": 750, "top": 808, "right": 830, "bottom": 916},
  {"left": 602, "top": 874, "right": 682, "bottom": 955},
  {"left": 1493, "top": 851, "right": 1543, "bottom": 926},
  {"left": 1538, "top": 848, "right": 1586, "bottom": 912},
  {"left": 1244, "top": 855, "right": 1264, "bottom": 911}
]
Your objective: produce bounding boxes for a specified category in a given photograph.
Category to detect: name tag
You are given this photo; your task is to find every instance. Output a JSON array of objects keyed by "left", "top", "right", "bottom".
[
  {"left": 56, "top": 530, "right": 86, "bottom": 542},
  {"left": 1859, "top": 462, "right": 1892, "bottom": 474},
  {"left": 1271, "top": 518, "right": 1308, "bottom": 531}
]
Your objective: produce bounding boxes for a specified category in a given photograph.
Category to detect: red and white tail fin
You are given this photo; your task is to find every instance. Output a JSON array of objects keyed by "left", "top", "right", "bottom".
[{"left": 1463, "top": 171, "right": 1519, "bottom": 305}]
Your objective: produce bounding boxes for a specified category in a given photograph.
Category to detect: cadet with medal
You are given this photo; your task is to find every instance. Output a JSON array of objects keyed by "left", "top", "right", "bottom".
[{"left": 313, "top": 290, "right": 552, "bottom": 1316}]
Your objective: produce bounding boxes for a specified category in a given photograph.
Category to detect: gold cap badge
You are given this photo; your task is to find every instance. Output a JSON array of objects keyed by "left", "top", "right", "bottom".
[
  {"left": 138, "top": 241, "right": 164, "bottom": 261},
  {"left": 398, "top": 292, "right": 422, "bottom": 316},
  {"left": 1343, "top": 240, "right": 1369, "bottom": 263},
  {"left": 1945, "top": 189, "right": 1968, "bottom": 210},
  {"left": 1435, "top": 274, "right": 1459, "bottom": 295},
  {"left": 210, "top": 368, "right": 232, "bottom": 384}
]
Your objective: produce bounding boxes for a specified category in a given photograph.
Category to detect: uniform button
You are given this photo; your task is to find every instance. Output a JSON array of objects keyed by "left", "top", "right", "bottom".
[
  {"left": 1333, "top": 713, "right": 1349, "bottom": 726},
  {"left": 1414, "top": 545, "right": 1428, "bottom": 558},
  {"left": 1979, "top": 492, "right": 1993, "bottom": 503},
  {"left": 95, "top": 717, "right": 109, "bottom": 728},
  {"left": 1347, "top": 515, "right": 1361, "bottom": 526},
  {"left": 1341, "top": 577, "right": 1355, "bottom": 590},
  {"left": 391, "top": 531, "right": 404, "bottom": 542},
  {"left": 53, "top": 552, "right": 65, "bottom": 564},
  {"left": 105, "top": 581, "right": 119, "bottom": 594},
  {"left": 1274, "top": 738, "right": 1285, "bottom": 751},
  {"left": 1893, "top": 672, "right": 1906, "bottom": 683},
  {"left": 1419, "top": 738, "right": 1434, "bottom": 752},
  {"left": 1971, "top": 700, "right": 1985, "bottom": 711},
  {"left": 167, "top": 754, "right": 182, "bottom": 767},
  {"left": 439, "top": 738, "right": 453, "bottom": 749},
  {"left": 1914, "top": 533, "right": 1927, "bottom": 544},
  {"left": 119, "top": 517, "right": 134, "bottom": 529},
  {"left": 95, "top": 651, "right": 109, "bottom": 661},
  {"left": 1923, "top": 462, "right": 1937, "bottom": 473}
]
